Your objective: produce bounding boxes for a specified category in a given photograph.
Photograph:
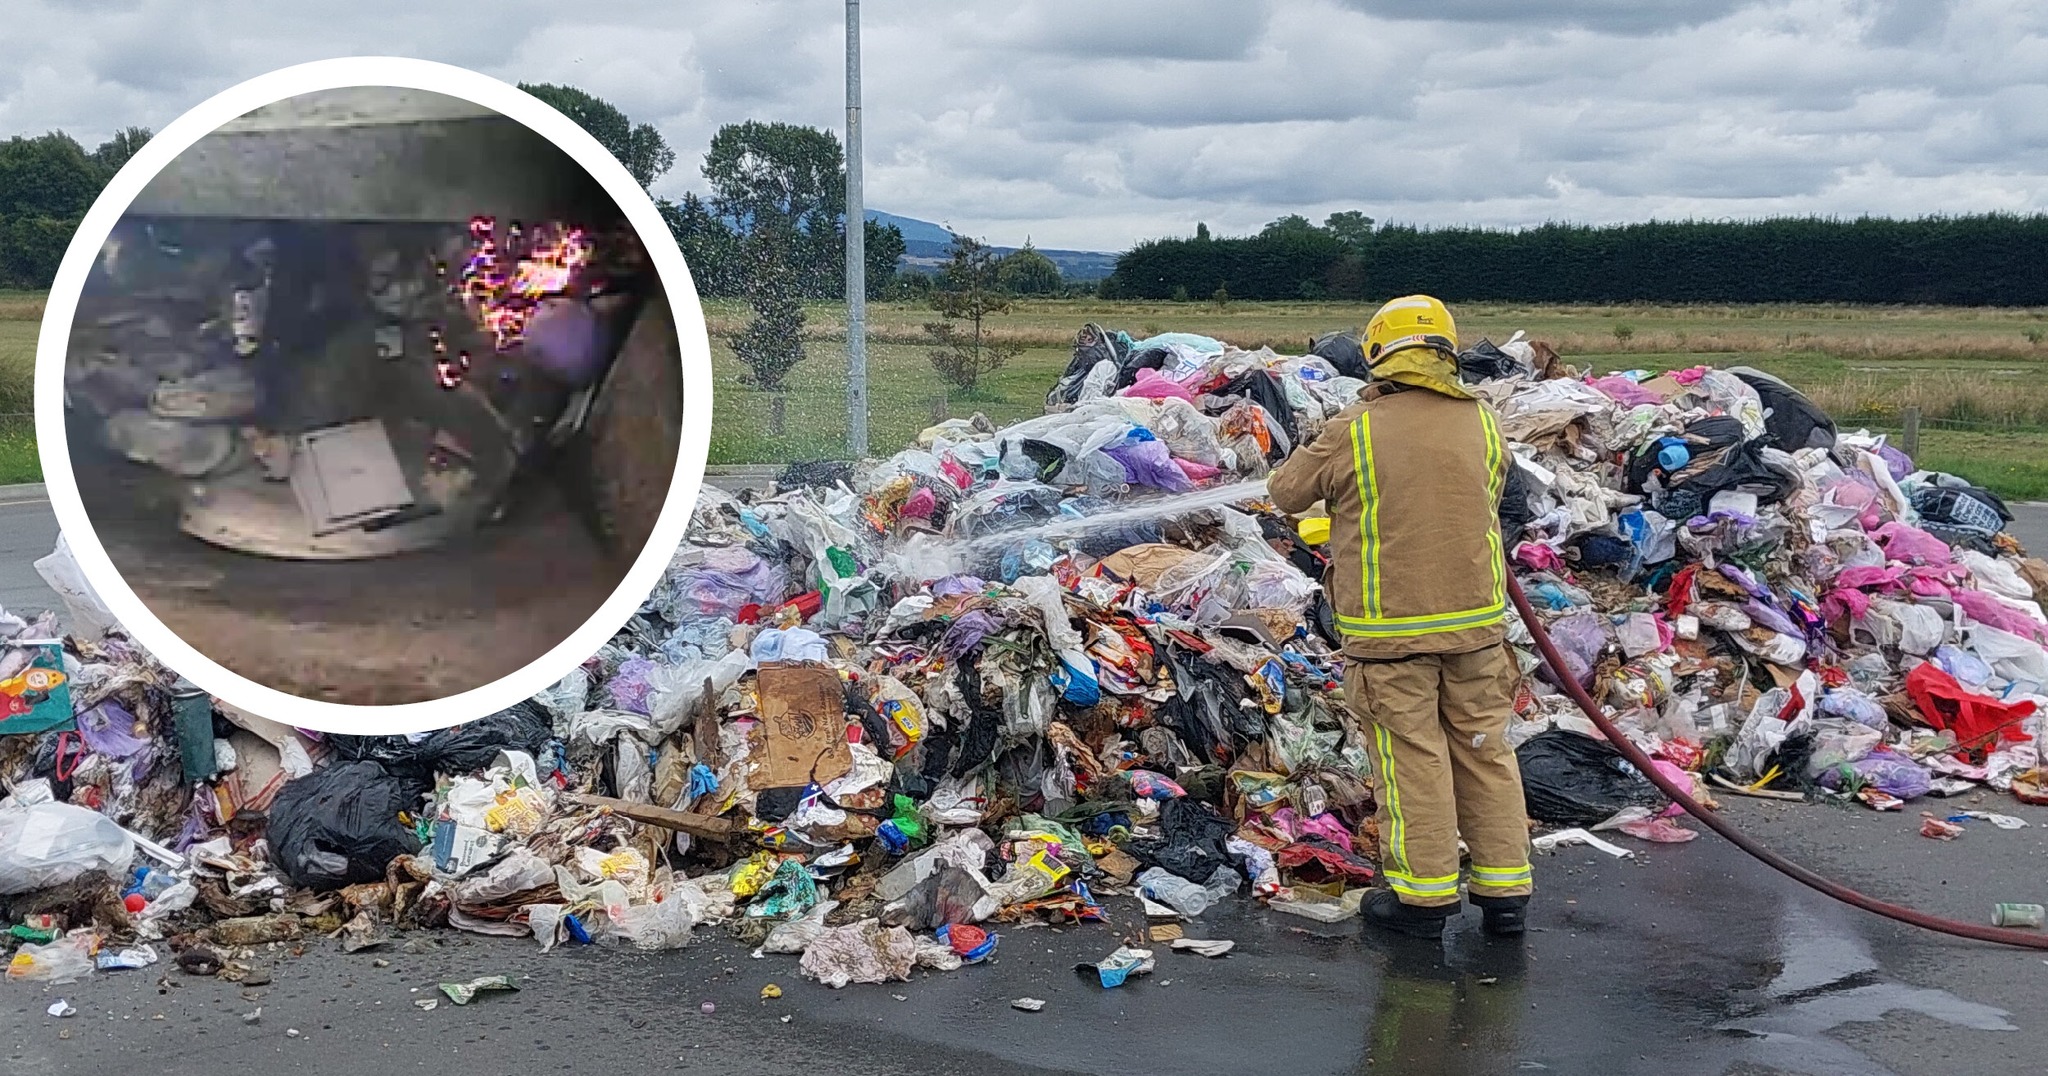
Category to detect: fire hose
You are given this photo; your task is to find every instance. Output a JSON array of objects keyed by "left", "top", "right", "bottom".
[{"left": 1503, "top": 569, "right": 2048, "bottom": 951}]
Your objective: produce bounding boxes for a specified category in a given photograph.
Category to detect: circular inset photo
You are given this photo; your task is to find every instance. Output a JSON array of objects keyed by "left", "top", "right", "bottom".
[{"left": 35, "top": 60, "right": 711, "bottom": 728}]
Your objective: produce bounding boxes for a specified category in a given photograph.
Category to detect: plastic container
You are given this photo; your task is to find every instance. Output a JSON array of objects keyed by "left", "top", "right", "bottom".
[
  {"left": 1993, "top": 903, "right": 2045, "bottom": 929},
  {"left": 1138, "top": 867, "right": 1213, "bottom": 916}
]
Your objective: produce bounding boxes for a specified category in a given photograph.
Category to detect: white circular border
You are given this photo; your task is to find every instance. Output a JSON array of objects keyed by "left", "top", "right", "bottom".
[{"left": 34, "top": 57, "right": 713, "bottom": 735}]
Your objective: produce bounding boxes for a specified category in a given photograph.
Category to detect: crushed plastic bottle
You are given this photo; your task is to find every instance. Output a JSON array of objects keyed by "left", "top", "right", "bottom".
[{"left": 1137, "top": 866, "right": 1212, "bottom": 917}]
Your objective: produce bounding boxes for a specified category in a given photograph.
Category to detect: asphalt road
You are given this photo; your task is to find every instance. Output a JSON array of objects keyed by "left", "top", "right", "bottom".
[
  {"left": 0, "top": 488, "right": 59, "bottom": 619},
  {"left": 2, "top": 795, "right": 2044, "bottom": 1076}
]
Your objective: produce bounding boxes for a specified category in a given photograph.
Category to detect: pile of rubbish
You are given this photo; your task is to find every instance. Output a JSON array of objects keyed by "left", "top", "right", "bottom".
[{"left": 9, "top": 321, "right": 2048, "bottom": 990}]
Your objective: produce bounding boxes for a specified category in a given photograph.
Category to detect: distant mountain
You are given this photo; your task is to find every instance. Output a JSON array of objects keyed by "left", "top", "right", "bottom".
[
  {"left": 865, "top": 210, "right": 955, "bottom": 245},
  {"left": 865, "top": 209, "right": 1118, "bottom": 282}
]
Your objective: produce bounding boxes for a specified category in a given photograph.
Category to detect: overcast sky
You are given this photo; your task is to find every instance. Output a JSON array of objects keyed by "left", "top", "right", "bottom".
[{"left": 5, "top": 0, "right": 2044, "bottom": 250}]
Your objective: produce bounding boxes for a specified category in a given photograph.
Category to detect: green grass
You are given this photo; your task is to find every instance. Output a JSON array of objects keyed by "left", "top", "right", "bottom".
[
  {"left": 10, "top": 290, "right": 2048, "bottom": 496},
  {"left": 707, "top": 299, "right": 2048, "bottom": 499},
  {"left": 0, "top": 316, "right": 39, "bottom": 484},
  {"left": 1904, "top": 430, "right": 2048, "bottom": 501}
]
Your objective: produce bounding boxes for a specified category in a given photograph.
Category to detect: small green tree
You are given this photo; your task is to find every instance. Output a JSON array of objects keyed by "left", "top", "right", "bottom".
[
  {"left": 731, "top": 232, "right": 806, "bottom": 390},
  {"left": 925, "top": 236, "right": 1023, "bottom": 391}
]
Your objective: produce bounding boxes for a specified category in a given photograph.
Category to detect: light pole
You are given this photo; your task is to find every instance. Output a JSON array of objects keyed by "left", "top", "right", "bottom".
[{"left": 845, "top": 0, "right": 868, "bottom": 459}]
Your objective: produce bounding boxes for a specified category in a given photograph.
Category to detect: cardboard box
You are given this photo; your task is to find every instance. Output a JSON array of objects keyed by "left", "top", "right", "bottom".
[{"left": 750, "top": 662, "right": 852, "bottom": 790}]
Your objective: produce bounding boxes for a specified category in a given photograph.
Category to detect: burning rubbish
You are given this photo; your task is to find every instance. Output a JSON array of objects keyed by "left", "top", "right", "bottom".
[{"left": 8, "top": 318, "right": 2048, "bottom": 991}]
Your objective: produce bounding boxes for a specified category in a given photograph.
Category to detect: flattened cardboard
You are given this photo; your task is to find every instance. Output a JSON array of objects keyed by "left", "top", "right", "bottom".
[{"left": 751, "top": 662, "right": 852, "bottom": 789}]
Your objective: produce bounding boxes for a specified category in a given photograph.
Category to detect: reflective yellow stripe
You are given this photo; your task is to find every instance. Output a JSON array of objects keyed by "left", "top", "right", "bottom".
[
  {"left": 1349, "top": 414, "right": 1383, "bottom": 617},
  {"left": 1385, "top": 870, "right": 1462, "bottom": 898},
  {"left": 1469, "top": 876, "right": 1533, "bottom": 891},
  {"left": 1337, "top": 601, "right": 1508, "bottom": 637},
  {"left": 1372, "top": 723, "right": 1406, "bottom": 874},
  {"left": 1469, "top": 864, "right": 1532, "bottom": 883},
  {"left": 1480, "top": 407, "right": 1506, "bottom": 607}
]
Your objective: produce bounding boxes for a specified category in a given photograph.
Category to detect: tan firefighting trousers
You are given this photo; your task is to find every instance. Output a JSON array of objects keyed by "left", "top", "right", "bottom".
[{"left": 1346, "top": 643, "right": 1533, "bottom": 907}]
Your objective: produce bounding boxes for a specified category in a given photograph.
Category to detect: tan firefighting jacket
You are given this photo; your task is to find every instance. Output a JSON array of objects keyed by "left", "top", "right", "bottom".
[{"left": 1269, "top": 381, "right": 1510, "bottom": 658}]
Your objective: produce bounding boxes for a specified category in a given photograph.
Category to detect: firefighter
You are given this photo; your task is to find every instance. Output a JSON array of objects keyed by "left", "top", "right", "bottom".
[{"left": 1268, "top": 295, "right": 1533, "bottom": 940}]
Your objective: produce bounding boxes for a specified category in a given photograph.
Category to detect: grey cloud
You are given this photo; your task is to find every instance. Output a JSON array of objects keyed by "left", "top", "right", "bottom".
[
  {"left": 1337, "top": 0, "right": 1753, "bottom": 34},
  {"left": 994, "top": 0, "right": 1275, "bottom": 62},
  {"left": 1, "top": 0, "right": 2043, "bottom": 253}
]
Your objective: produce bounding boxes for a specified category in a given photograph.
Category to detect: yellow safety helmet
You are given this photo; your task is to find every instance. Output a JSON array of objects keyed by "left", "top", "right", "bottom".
[{"left": 1363, "top": 295, "right": 1458, "bottom": 367}]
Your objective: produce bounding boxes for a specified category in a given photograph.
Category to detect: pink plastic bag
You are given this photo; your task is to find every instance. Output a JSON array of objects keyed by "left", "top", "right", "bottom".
[
  {"left": 1120, "top": 368, "right": 1198, "bottom": 405},
  {"left": 901, "top": 487, "right": 937, "bottom": 520},
  {"left": 1588, "top": 375, "right": 1663, "bottom": 407},
  {"left": 1173, "top": 457, "right": 1222, "bottom": 483},
  {"left": 1953, "top": 589, "right": 2048, "bottom": 643},
  {"left": 1873, "top": 522, "right": 1952, "bottom": 566}
]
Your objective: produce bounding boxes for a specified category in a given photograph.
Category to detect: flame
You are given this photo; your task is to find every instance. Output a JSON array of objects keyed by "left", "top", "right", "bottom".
[{"left": 455, "top": 215, "right": 591, "bottom": 354}]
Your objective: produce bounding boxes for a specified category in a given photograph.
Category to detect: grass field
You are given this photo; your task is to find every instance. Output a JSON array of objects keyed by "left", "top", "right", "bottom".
[
  {"left": 707, "top": 297, "right": 2048, "bottom": 498},
  {"left": 9, "top": 291, "right": 2048, "bottom": 496},
  {"left": 0, "top": 292, "right": 42, "bottom": 485}
]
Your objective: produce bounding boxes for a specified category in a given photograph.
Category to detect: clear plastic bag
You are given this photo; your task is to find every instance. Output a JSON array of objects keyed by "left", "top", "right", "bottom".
[
  {"left": 34, "top": 535, "right": 121, "bottom": 640},
  {"left": 6, "top": 936, "right": 95, "bottom": 983},
  {"left": 0, "top": 802, "right": 136, "bottom": 895}
]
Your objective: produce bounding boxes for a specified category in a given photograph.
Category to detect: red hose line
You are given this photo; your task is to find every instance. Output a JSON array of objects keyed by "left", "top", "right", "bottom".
[{"left": 1504, "top": 570, "right": 2048, "bottom": 951}]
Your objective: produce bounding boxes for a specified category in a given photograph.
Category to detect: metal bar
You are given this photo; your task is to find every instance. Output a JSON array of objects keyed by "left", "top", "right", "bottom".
[{"left": 845, "top": 0, "right": 869, "bottom": 459}]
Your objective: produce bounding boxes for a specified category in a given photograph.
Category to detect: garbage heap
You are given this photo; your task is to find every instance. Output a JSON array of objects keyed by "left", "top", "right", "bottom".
[{"left": 8, "top": 323, "right": 2048, "bottom": 989}]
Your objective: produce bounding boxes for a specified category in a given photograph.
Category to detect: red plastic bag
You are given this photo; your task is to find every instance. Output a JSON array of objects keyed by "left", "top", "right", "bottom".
[{"left": 1904, "top": 663, "right": 2035, "bottom": 758}]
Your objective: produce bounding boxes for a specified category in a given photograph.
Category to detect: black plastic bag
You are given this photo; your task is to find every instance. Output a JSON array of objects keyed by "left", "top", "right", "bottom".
[
  {"left": 1046, "top": 323, "right": 1130, "bottom": 409},
  {"left": 1456, "top": 338, "right": 1524, "bottom": 383},
  {"left": 1909, "top": 485, "right": 2010, "bottom": 538},
  {"left": 1498, "top": 460, "right": 1535, "bottom": 545},
  {"left": 1309, "top": 329, "right": 1370, "bottom": 380},
  {"left": 327, "top": 702, "right": 553, "bottom": 778},
  {"left": 1127, "top": 798, "right": 1243, "bottom": 883},
  {"left": 1730, "top": 367, "right": 1836, "bottom": 453},
  {"left": 1625, "top": 416, "right": 1746, "bottom": 493},
  {"left": 1515, "top": 730, "right": 1667, "bottom": 827},
  {"left": 268, "top": 761, "right": 429, "bottom": 890},
  {"left": 1208, "top": 370, "right": 1300, "bottom": 456}
]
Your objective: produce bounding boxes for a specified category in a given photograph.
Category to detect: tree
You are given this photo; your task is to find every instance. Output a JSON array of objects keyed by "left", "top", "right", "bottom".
[
  {"left": 0, "top": 132, "right": 102, "bottom": 219},
  {"left": 518, "top": 83, "right": 675, "bottom": 188},
  {"left": 658, "top": 192, "right": 741, "bottom": 296},
  {"left": 924, "top": 236, "right": 1022, "bottom": 391},
  {"left": 702, "top": 121, "right": 844, "bottom": 235},
  {"left": 1259, "top": 214, "right": 1322, "bottom": 239},
  {"left": 91, "top": 126, "right": 151, "bottom": 178},
  {"left": 997, "top": 240, "right": 1062, "bottom": 296},
  {"left": 863, "top": 218, "right": 906, "bottom": 301},
  {"left": 1195, "top": 222, "right": 1211, "bottom": 241},
  {"left": 730, "top": 230, "right": 807, "bottom": 390},
  {"left": 1324, "top": 210, "right": 1375, "bottom": 251}
]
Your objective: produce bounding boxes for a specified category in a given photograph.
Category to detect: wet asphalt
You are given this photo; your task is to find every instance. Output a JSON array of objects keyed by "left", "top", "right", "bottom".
[
  {"left": 0, "top": 499, "right": 2044, "bottom": 1074},
  {"left": 5, "top": 795, "right": 2046, "bottom": 1076}
]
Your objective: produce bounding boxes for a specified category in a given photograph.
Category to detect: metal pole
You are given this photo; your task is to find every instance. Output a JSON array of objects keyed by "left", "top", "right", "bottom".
[
  {"left": 845, "top": 0, "right": 868, "bottom": 459},
  {"left": 1901, "top": 405, "right": 1920, "bottom": 459}
]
